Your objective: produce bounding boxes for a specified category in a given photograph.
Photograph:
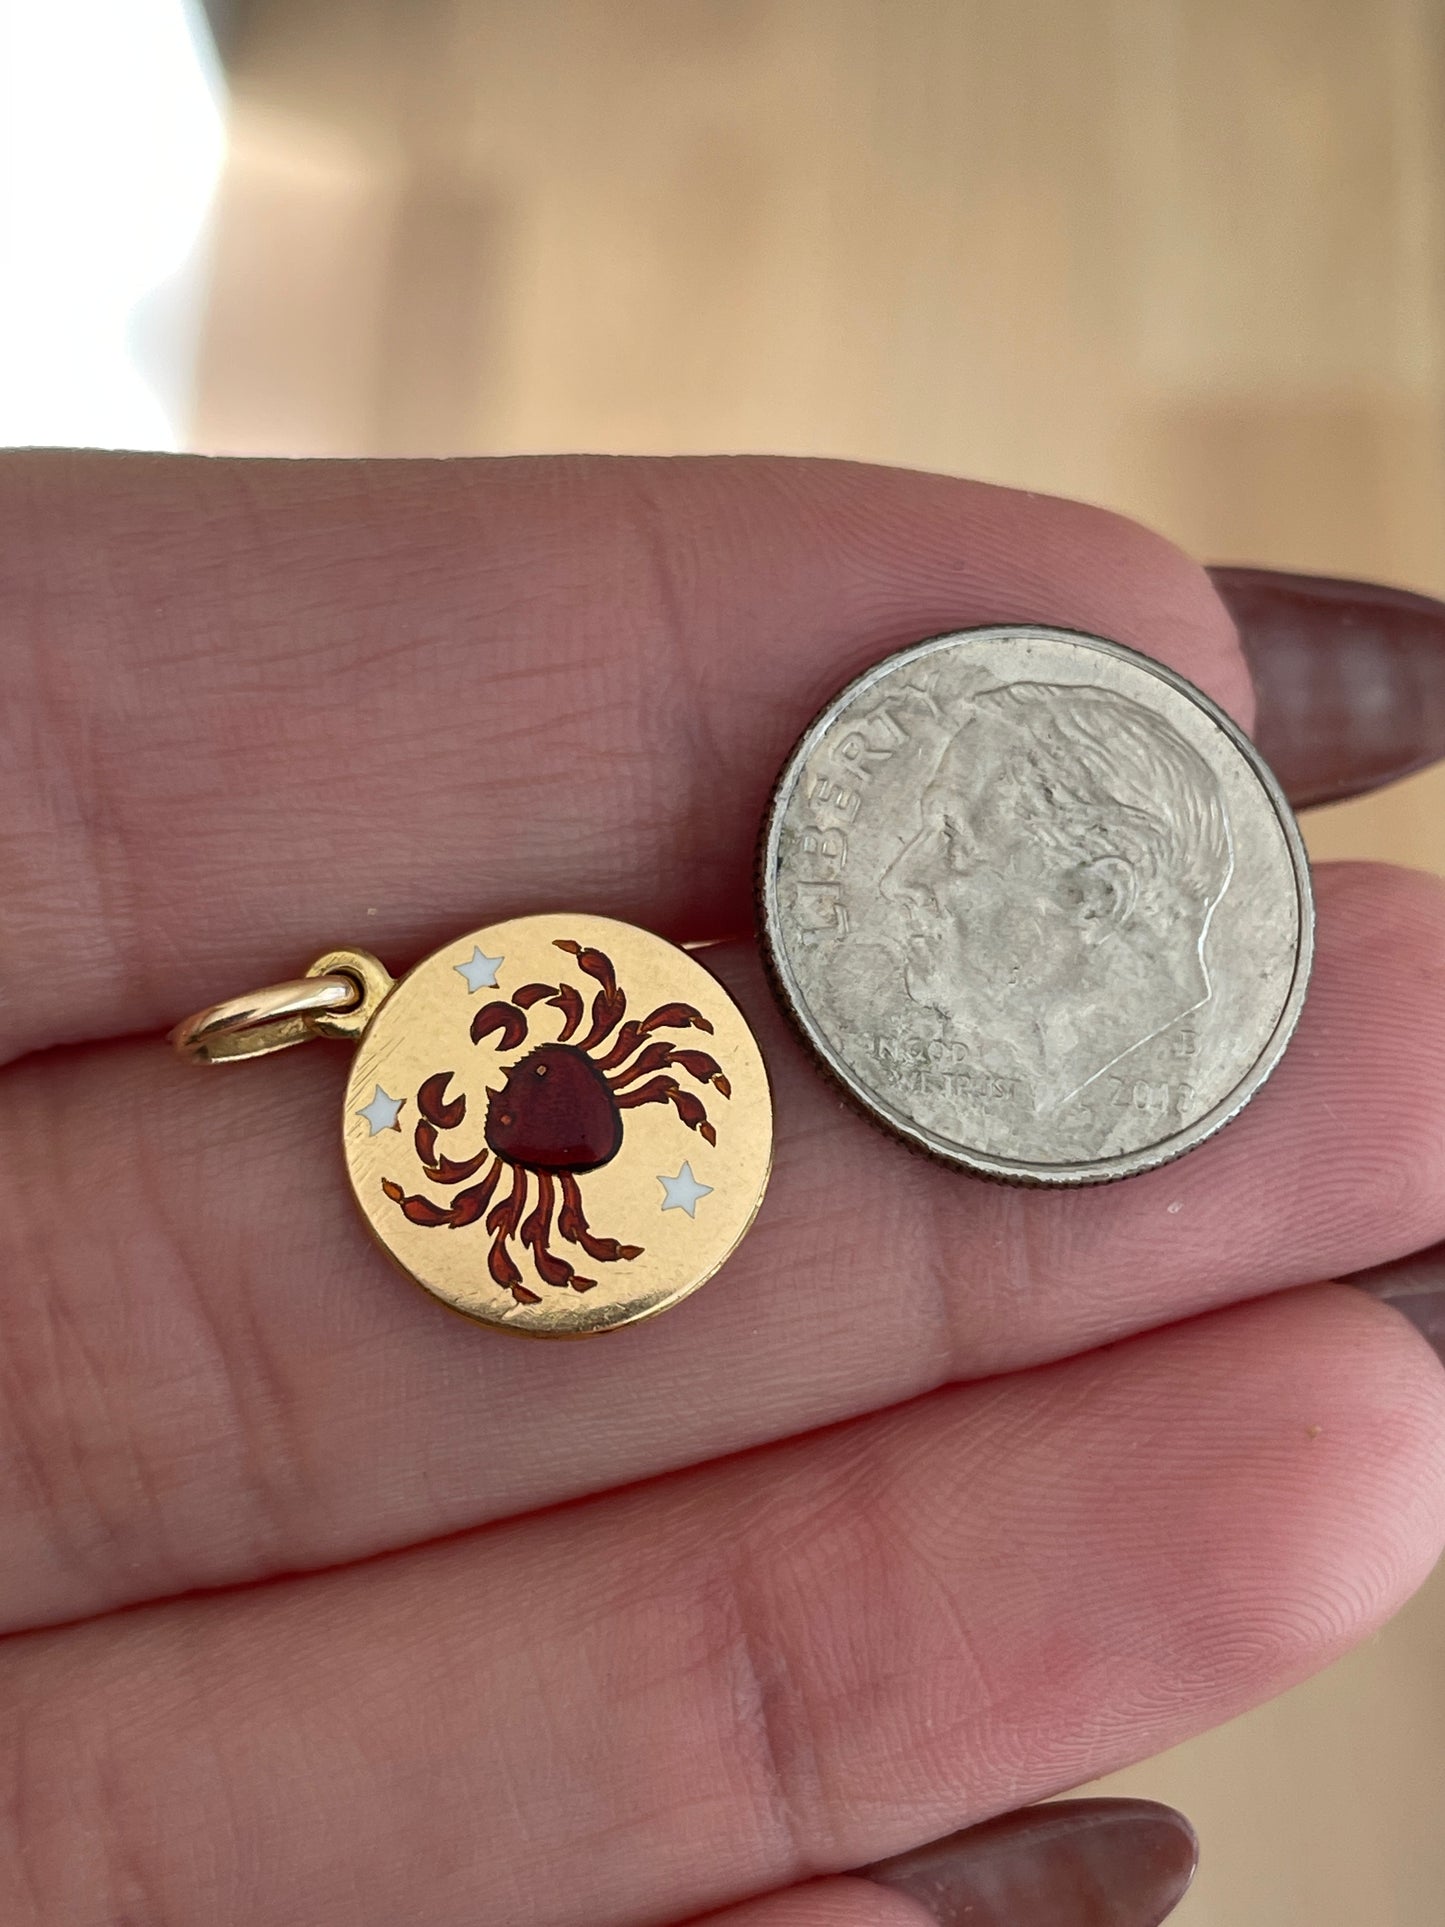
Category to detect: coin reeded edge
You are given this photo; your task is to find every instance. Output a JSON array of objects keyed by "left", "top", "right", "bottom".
[{"left": 755, "top": 625, "right": 1316, "bottom": 1188}]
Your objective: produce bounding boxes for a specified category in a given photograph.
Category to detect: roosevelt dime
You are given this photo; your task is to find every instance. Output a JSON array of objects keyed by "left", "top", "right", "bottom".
[{"left": 758, "top": 626, "right": 1313, "bottom": 1184}]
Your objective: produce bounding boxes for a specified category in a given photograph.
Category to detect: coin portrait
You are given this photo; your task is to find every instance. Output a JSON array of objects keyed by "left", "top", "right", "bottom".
[{"left": 759, "top": 626, "right": 1313, "bottom": 1184}]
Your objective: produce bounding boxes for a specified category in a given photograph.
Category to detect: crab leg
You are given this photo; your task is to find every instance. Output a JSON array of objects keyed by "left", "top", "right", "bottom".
[
  {"left": 607, "top": 1039, "right": 676, "bottom": 1088},
  {"left": 380, "top": 1155, "right": 502, "bottom": 1229},
  {"left": 638, "top": 1001, "right": 713, "bottom": 1037},
  {"left": 555, "top": 939, "right": 628, "bottom": 1052},
  {"left": 487, "top": 1163, "right": 528, "bottom": 1240},
  {"left": 448, "top": 1159, "right": 504, "bottom": 1227},
  {"left": 486, "top": 1234, "right": 538, "bottom": 1303},
  {"left": 380, "top": 1182, "right": 455, "bottom": 1228},
  {"left": 599, "top": 1011, "right": 720, "bottom": 1076},
  {"left": 556, "top": 1172, "right": 643, "bottom": 1264},
  {"left": 485, "top": 1165, "right": 539, "bottom": 1304},
  {"left": 608, "top": 1038, "right": 730, "bottom": 1096},
  {"left": 595, "top": 1020, "right": 646, "bottom": 1071},
  {"left": 614, "top": 1074, "right": 717, "bottom": 1146},
  {"left": 667, "top": 1048, "right": 731, "bottom": 1097},
  {"left": 516, "top": 1172, "right": 593, "bottom": 1291}
]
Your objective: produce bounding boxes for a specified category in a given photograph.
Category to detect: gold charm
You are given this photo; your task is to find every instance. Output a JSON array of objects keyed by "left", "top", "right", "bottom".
[{"left": 172, "top": 915, "right": 773, "bottom": 1337}]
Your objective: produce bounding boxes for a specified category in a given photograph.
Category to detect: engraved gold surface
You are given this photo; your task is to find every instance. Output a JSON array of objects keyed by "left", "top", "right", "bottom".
[
  {"left": 308, "top": 948, "right": 396, "bottom": 1042},
  {"left": 344, "top": 915, "right": 772, "bottom": 1336}
]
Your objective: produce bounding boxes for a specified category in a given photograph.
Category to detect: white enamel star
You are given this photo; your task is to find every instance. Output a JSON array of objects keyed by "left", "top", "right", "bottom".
[
  {"left": 455, "top": 946, "right": 504, "bottom": 993},
  {"left": 356, "top": 1085, "right": 405, "bottom": 1135},
  {"left": 658, "top": 1161, "right": 713, "bottom": 1217}
]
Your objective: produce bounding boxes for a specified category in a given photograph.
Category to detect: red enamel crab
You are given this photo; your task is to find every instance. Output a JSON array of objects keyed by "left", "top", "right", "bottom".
[{"left": 382, "top": 939, "right": 729, "bottom": 1304}]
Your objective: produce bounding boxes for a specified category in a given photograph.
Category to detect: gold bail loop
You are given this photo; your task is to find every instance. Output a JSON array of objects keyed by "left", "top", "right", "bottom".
[{"left": 169, "top": 949, "right": 395, "bottom": 1064}]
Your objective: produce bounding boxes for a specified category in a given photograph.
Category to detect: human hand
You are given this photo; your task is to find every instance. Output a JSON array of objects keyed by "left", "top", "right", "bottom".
[{"left": 1, "top": 453, "right": 1443, "bottom": 1927}]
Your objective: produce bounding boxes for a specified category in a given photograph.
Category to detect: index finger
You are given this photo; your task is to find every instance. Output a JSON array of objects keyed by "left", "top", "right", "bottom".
[{"left": 0, "top": 451, "right": 1246, "bottom": 1059}]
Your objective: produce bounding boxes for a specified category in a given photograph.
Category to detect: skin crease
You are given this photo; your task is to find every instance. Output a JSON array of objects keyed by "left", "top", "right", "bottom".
[
  {"left": 0, "top": 453, "right": 1442, "bottom": 1927},
  {"left": 689, "top": 1882, "right": 933, "bottom": 1925}
]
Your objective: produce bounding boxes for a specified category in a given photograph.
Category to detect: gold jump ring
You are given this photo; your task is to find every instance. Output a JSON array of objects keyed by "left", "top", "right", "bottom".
[{"left": 169, "top": 949, "right": 395, "bottom": 1064}]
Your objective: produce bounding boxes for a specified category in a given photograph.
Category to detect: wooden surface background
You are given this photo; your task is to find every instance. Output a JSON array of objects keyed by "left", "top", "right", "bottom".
[{"left": 194, "top": 4, "right": 1445, "bottom": 1920}]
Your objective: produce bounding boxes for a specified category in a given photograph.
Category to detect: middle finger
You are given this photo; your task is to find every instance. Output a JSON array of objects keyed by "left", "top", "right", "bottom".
[
  {"left": 1, "top": 859, "right": 1443, "bottom": 1629},
  {"left": 4, "top": 1284, "right": 1442, "bottom": 1927}
]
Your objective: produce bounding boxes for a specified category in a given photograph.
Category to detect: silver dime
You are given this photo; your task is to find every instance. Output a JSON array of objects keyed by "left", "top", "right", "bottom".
[{"left": 758, "top": 626, "right": 1314, "bottom": 1185}]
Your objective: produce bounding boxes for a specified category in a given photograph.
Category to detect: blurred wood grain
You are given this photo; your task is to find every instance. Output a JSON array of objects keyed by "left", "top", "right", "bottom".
[{"left": 194, "top": 4, "right": 1445, "bottom": 1921}]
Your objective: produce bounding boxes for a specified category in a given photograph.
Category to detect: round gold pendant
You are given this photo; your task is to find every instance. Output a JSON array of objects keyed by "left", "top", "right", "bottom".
[
  {"left": 341, "top": 915, "right": 770, "bottom": 1336},
  {"left": 172, "top": 913, "right": 772, "bottom": 1337}
]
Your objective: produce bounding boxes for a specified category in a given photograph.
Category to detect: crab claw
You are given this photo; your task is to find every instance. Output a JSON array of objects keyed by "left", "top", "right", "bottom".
[
  {"left": 417, "top": 1071, "right": 466, "bottom": 1130},
  {"left": 553, "top": 939, "right": 618, "bottom": 1000},
  {"left": 549, "top": 983, "right": 585, "bottom": 1040},
  {"left": 471, "top": 1001, "right": 528, "bottom": 1050},
  {"left": 640, "top": 1001, "right": 714, "bottom": 1036},
  {"left": 448, "top": 1171, "right": 501, "bottom": 1227}
]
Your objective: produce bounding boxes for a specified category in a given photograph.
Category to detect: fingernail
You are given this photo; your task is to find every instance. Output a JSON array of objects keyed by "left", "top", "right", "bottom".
[
  {"left": 863, "top": 1798, "right": 1198, "bottom": 1926},
  {"left": 1347, "top": 1240, "right": 1445, "bottom": 1361},
  {"left": 1207, "top": 565, "right": 1445, "bottom": 809}
]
